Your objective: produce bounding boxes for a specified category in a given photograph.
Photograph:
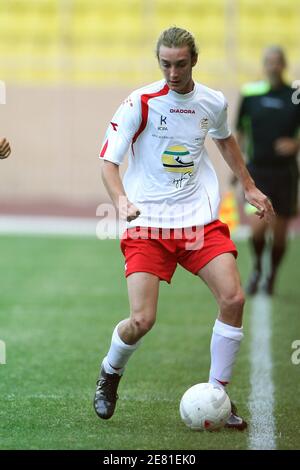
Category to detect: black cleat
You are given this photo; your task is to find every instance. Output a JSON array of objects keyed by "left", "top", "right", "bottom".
[
  {"left": 261, "top": 275, "right": 275, "bottom": 296},
  {"left": 94, "top": 367, "right": 122, "bottom": 420},
  {"left": 245, "top": 270, "right": 261, "bottom": 296},
  {"left": 225, "top": 401, "right": 248, "bottom": 431}
]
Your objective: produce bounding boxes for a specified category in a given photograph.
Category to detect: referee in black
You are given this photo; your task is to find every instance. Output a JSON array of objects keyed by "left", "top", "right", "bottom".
[{"left": 236, "top": 46, "right": 300, "bottom": 295}]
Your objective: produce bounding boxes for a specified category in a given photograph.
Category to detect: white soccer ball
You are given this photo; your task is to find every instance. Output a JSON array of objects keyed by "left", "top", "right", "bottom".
[{"left": 179, "top": 382, "right": 231, "bottom": 431}]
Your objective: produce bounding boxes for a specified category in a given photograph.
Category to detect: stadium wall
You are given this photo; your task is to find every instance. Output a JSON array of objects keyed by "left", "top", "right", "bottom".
[{"left": 0, "top": 85, "right": 237, "bottom": 217}]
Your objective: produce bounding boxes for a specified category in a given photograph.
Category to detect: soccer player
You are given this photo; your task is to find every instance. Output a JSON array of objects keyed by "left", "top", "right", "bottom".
[
  {"left": 95, "top": 27, "right": 274, "bottom": 429},
  {"left": 237, "top": 46, "right": 300, "bottom": 295},
  {"left": 0, "top": 137, "right": 11, "bottom": 159}
]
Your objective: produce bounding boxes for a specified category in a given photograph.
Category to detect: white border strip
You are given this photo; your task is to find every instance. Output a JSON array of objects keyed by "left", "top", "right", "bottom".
[
  {"left": 0, "top": 215, "right": 252, "bottom": 240},
  {"left": 248, "top": 294, "right": 276, "bottom": 449},
  {"left": 0, "top": 215, "right": 98, "bottom": 237}
]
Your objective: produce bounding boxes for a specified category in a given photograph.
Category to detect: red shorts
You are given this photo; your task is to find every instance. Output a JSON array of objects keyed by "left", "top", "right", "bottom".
[{"left": 120, "top": 220, "right": 237, "bottom": 283}]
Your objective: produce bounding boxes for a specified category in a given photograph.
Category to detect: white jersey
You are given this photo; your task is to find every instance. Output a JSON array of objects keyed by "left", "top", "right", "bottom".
[{"left": 99, "top": 79, "right": 231, "bottom": 228}]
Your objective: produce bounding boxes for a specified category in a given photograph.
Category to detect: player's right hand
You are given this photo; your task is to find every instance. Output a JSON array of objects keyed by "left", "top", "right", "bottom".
[
  {"left": 126, "top": 202, "right": 141, "bottom": 222},
  {"left": 244, "top": 187, "right": 275, "bottom": 222},
  {"left": 119, "top": 197, "right": 141, "bottom": 222},
  {"left": 0, "top": 138, "right": 11, "bottom": 159}
]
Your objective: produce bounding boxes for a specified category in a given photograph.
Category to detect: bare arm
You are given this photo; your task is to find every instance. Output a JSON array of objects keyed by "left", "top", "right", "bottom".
[
  {"left": 235, "top": 130, "right": 245, "bottom": 152},
  {"left": 101, "top": 160, "right": 140, "bottom": 222},
  {"left": 213, "top": 134, "right": 275, "bottom": 221}
]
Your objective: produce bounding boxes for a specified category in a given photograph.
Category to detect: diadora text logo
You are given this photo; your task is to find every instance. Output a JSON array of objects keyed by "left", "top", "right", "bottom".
[{"left": 169, "top": 109, "right": 195, "bottom": 114}]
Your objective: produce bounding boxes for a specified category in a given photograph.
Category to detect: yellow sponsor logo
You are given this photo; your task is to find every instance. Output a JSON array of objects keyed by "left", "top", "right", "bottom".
[{"left": 162, "top": 145, "right": 194, "bottom": 174}]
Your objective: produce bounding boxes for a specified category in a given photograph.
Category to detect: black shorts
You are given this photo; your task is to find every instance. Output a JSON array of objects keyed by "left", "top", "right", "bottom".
[{"left": 247, "top": 163, "right": 299, "bottom": 217}]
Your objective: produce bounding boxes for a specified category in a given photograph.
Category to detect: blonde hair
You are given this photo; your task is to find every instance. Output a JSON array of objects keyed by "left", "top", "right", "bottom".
[{"left": 156, "top": 27, "right": 198, "bottom": 60}]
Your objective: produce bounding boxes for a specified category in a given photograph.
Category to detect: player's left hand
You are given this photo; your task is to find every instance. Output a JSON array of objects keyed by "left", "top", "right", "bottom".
[
  {"left": 0, "top": 137, "right": 11, "bottom": 159},
  {"left": 244, "top": 187, "right": 275, "bottom": 222},
  {"left": 274, "top": 137, "right": 300, "bottom": 156}
]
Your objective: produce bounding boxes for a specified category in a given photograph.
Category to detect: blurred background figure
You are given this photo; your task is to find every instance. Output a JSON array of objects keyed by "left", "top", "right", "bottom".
[
  {"left": 236, "top": 46, "right": 300, "bottom": 295},
  {"left": 0, "top": 137, "right": 11, "bottom": 159}
]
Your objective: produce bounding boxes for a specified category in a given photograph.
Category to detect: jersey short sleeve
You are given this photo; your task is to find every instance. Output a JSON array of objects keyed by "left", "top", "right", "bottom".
[
  {"left": 208, "top": 93, "right": 231, "bottom": 139},
  {"left": 99, "top": 93, "right": 141, "bottom": 165}
]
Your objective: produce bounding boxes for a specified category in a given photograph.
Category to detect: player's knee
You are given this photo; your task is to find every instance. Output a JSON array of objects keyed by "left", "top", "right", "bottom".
[
  {"left": 220, "top": 289, "right": 245, "bottom": 313},
  {"left": 131, "top": 314, "right": 156, "bottom": 336}
]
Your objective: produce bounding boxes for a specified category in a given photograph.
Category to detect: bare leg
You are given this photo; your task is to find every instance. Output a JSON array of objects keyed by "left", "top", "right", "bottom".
[
  {"left": 246, "top": 214, "right": 269, "bottom": 294},
  {"left": 118, "top": 272, "right": 160, "bottom": 344},
  {"left": 104, "top": 272, "right": 160, "bottom": 373},
  {"left": 94, "top": 273, "right": 160, "bottom": 419},
  {"left": 263, "top": 215, "right": 290, "bottom": 294},
  {"left": 197, "top": 253, "right": 245, "bottom": 389},
  {"left": 198, "top": 252, "right": 245, "bottom": 327}
]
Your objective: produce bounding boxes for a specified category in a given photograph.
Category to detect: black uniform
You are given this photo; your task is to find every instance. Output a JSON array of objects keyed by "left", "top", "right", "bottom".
[{"left": 236, "top": 81, "right": 300, "bottom": 217}]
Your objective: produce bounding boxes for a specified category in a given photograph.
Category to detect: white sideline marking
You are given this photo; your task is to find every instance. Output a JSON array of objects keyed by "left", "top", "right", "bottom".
[
  {"left": 0, "top": 215, "right": 98, "bottom": 237},
  {"left": 248, "top": 294, "right": 276, "bottom": 449},
  {"left": 0, "top": 215, "right": 251, "bottom": 240}
]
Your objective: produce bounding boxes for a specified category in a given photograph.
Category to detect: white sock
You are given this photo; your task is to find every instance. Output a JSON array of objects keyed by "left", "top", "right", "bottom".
[
  {"left": 209, "top": 319, "right": 244, "bottom": 388},
  {"left": 102, "top": 320, "right": 141, "bottom": 376}
]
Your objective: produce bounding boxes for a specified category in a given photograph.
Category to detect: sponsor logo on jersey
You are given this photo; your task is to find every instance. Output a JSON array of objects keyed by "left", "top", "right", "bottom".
[
  {"left": 169, "top": 108, "right": 195, "bottom": 114},
  {"left": 161, "top": 145, "right": 194, "bottom": 174},
  {"left": 110, "top": 122, "right": 118, "bottom": 131},
  {"left": 261, "top": 97, "right": 284, "bottom": 109},
  {"left": 200, "top": 117, "right": 209, "bottom": 129},
  {"left": 123, "top": 97, "right": 133, "bottom": 107},
  {"left": 158, "top": 115, "right": 168, "bottom": 131}
]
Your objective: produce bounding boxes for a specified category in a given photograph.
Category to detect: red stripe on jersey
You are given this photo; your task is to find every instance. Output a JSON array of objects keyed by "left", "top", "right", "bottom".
[
  {"left": 131, "top": 83, "right": 169, "bottom": 154},
  {"left": 100, "top": 139, "right": 108, "bottom": 158}
]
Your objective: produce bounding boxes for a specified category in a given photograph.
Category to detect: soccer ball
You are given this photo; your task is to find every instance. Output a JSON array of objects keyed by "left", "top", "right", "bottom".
[{"left": 179, "top": 382, "right": 231, "bottom": 431}]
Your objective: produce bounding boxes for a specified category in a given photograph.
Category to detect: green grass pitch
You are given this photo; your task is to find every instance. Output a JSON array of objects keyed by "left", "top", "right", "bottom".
[{"left": 0, "top": 234, "right": 299, "bottom": 450}]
